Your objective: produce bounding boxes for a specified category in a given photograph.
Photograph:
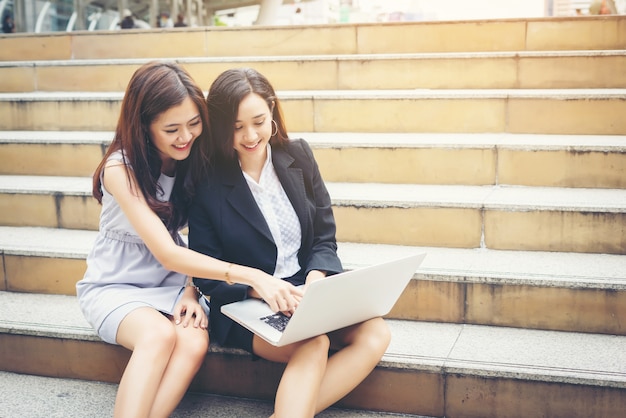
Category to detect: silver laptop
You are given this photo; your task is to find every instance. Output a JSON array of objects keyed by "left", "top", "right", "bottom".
[{"left": 221, "top": 253, "right": 426, "bottom": 347}]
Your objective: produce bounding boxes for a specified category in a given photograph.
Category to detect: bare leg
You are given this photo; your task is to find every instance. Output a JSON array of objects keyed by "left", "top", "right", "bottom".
[
  {"left": 148, "top": 319, "right": 209, "bottom": 418},
  {"left": 114, "top": 308, "right": 177, "bottom": 418},
  {"left": 254, "top": 334, "right": 330, "bottom": 418},
  {"left": 314, "top": 317, "right": 391, "bottom": 414}
]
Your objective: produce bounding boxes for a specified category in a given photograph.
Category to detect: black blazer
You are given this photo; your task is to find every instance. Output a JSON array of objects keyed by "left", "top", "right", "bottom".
[{"left": 189, "top": 138, "right": 343, "bottom": 345}]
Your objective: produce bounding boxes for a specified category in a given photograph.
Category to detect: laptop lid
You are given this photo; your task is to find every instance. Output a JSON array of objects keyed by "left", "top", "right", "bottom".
[{"left": 221, "top": 253, "right": 426, "bottom": 347}]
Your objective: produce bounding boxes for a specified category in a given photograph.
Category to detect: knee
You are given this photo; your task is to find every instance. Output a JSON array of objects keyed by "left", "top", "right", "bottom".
[
  {"left": 360, "top": 318, "right": 391, "bottom": 353},
  {"left": 174, "top": 336, "right": 208, "bottom": 374},
  {"left": 137, "top": 321, "right": 177, "bottom": 355},
  {"left": 303, "top": 334, "right": 331, "bottom": 361},
  {"left": 313, "top": 333, "right": 331, "bottom": 352},
  {"left": 178, "top": 330, "right": 209, "bottom": 361}
]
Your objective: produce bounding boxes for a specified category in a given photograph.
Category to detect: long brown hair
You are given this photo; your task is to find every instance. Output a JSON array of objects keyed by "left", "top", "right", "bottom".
[
  {"left": 206, "top": 67, "right": 289, "bottom": 161},
  {"left": 93, "top": 61, "right": 212, "bottom": 233}
]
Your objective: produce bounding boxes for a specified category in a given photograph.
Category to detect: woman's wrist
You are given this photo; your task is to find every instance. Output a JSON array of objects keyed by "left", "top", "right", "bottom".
[
  {"left": 247, "top": 286, "right": 262, "bottom": 299},
  {"left": 228, "top": 264, "right": 254, "bottom": 287},
  {"left": 224, "top": 262, "right": 233, "bottom": 285},
  {"left": 185, "top": 280, "right": 203, "bottom": 299},
  {"left": 306, "top": 269, "right": 327, "bottom": 283}
]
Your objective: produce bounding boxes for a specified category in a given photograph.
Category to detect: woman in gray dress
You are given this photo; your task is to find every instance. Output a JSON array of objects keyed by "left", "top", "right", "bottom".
[{"left": 76, "top": 62, "right": 302, "bottom": 418}]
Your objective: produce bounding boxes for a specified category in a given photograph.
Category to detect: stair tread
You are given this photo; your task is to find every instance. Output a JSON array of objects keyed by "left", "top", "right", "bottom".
[
  {"left": 2, "top": 130, "right": 625, "bottom": 151},
  {"left": 304, "top": 132, "right": 626, "bottom": 151},
  {"left": 327, "top": 182, "right": 626, "bottom": 212},
  {"left": 2, "top": 49, "right": 625, "bottom": 67},
  {"left": 2, "top": 174, "right": 625, "bottom": 212},
  {"left": 0, "top": 130, "right": 113, "bottom": 144},
  {"left": 2, "top": 88, "right": 626, "bottom": 101},
  {"left": 0, "top": 371, "right": 425, "bottom": 418},
  {"left": 1, "top": 290, "right": 625, "bottom": 388},
  {"left": 1, "top": 225, "right": 624, "bottom": 290}
]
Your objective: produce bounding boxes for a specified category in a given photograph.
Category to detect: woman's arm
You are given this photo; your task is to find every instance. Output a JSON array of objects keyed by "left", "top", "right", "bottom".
[
  {"left": 103, "top": 162, "right": 302, "bottom": 312},
  {"left": 297, "top": 140, "right": 343, "bottom": 280}
]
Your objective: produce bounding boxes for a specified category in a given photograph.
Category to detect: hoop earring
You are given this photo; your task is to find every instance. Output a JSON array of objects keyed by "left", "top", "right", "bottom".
[{"left": 271, "top": 120, "right": 278, "bottom": 137}]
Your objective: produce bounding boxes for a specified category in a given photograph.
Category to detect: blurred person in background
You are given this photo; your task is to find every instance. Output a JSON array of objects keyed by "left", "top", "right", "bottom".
[
  {"left": 174, "top": 13, "right": 188, "bottom": 27},
  {"left": 2, "top": 12, "right": 15, "bottom": 33}
]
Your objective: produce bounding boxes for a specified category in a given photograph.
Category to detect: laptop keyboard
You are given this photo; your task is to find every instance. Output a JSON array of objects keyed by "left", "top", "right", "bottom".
[{"left": 260, "top": 312, "right": 291, "bottom": 332}]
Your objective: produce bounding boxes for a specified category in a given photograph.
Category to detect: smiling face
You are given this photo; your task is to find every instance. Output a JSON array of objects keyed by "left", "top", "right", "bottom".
[
  {"left": 233, "top": 92, "right": 274, "bottom": 168},
  {"left": 148, "top": 96, "right": 202, "bottom": 175}
]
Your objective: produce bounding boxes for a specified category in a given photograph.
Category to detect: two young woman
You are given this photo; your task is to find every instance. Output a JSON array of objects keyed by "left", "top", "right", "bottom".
[
  {"left": 76, "top": 62, "right": 301, "bottom": 418},
  {"left": 77, "top": 62, "right": 389, "bottom": 418}
]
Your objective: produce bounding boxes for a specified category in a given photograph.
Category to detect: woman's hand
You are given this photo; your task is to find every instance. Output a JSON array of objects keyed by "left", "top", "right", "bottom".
[
  {"left": 249, "top": 271, "right": 304, "bottom": 314},
  {"left": 173, "top": 288, "right": 208, "bottom": 329}
]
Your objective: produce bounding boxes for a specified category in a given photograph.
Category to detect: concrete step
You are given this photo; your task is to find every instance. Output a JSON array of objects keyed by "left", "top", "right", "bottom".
[
  {"left": 2, "top": 131, "right": 625, "bottom": 189},
  {"left": 2, "top": 226, "right": 624, "bottom": 335},
  {"left": 309, "top": 132, "right": 626, "bottom": 189},
  {"left": 329, "top": 182, "right": 626, "bottom": 254},
  {"left": 0, "top": 371, "right": 427, "bottom": 418},
  {"left": 0, "top": 16, "right": 624, "bottom": 62},
  {"left": 326, "top": 182, "right": 626, "bottom": 254},
  {"left": 0, "top": 131, "right": 110, "bottom": 177},
  {"left": 0, "top": 291, "right": 624, "bottom": 418},
  {"left": 1, "top": 89, "right": 625, "bottom": 135},
  {"left": 1, "top": 175, "right": 624, "bottom": 253},
  {"left": 0, "top": 175, "right": 98, "bottom": 230},
  {"left": 2, "top": 50, "right": 625, "bottom": 93}
]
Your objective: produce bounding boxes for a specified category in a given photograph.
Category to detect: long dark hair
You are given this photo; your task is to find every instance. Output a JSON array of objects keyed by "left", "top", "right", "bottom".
[
  {"left": 206, "top": 67, "right": 289, "bottom": 161},
  {"left": 93, "top": 61, "right": 213, "bottom": 233}
]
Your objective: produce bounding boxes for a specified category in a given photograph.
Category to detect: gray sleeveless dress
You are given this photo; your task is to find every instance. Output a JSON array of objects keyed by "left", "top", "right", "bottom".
[{"left": 76, "top": 151, "right": 209, "bottom": 344}]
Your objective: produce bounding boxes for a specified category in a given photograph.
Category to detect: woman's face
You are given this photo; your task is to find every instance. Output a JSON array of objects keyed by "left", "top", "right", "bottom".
[
  {"left": 232, "top": 92, "right": 273, "bottom": 162},
  {"left": 148, "top": 96, "right": 202, "bottom": 174}
]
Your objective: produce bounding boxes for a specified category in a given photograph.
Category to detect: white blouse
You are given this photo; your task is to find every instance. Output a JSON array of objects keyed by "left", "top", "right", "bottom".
[{"left": 242, "top": 145, "right": 302, "bottom": 278}]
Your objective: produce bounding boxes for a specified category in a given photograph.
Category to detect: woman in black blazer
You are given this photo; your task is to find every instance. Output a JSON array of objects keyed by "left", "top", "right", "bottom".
[{"left": 189, "top": 68, "right": 391, "bottom": 418}]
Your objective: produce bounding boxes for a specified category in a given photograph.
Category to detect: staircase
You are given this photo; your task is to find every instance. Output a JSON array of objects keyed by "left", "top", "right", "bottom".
[{"left": 1, "top": 16, "right": 625, "bottom": 417}]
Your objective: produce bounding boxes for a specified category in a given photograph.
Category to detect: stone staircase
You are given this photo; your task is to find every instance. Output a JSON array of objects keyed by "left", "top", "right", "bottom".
[{"left": 1, "top": 16, "right": 625, "bottom": 417}]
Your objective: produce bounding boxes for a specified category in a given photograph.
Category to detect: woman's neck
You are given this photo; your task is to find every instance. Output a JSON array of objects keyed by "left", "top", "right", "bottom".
[
  {"left": 239, "top": 150, "right": 266, "bottom": 184},
  {"left": 161, "top": 158, "right": 176, "bottom": 177}
]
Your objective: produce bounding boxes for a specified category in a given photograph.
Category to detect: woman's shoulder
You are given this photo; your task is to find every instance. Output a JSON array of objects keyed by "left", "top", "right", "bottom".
[
  {"left": 103, "top": 150, "right": 130, "bottom": 170},
  {"left": 281, "top": 137, "right": 314, "bottom": 159},
  {"left": 107, "top": 149, "right": 126, "bottom": 162},
  {"left": 284, "top": 137, "right": 309, "bottom": 148}
]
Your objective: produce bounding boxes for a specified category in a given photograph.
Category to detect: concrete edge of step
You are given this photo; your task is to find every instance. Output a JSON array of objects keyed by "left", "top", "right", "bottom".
[
  {"left": 2, "top": 88, "right": 626, "bottom": 101},
  {"left": 324, "top": 182, "right": 626, "bottom": 213},
  {"left": 0, "top": 130, "right": 113, "bottom": 144},
  {"left": 1, "top": 176, "right": 625, "bottom": 213},
  {"left": 1, "top": 49, "right": 625, "bottom": 67},
  {"left": 2, "top": 131, "right": 626, "bottom": 152}
]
